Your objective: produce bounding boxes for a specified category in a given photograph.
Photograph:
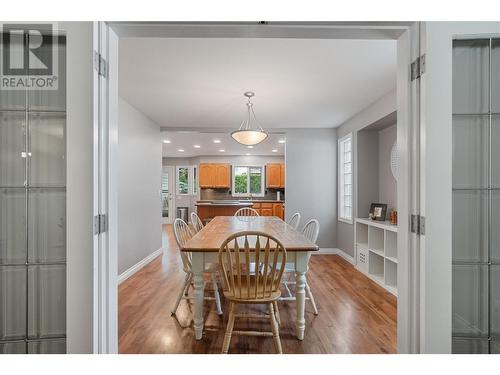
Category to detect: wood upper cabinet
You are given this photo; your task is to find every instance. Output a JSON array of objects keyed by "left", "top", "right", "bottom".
[
  {"left": 214, "top": 164, "right": 231, "bottom": 188},
  {"left": 199, "top": 164, "right": 216, "bottom": 188},
  {"left": 199, "top": 163, "right": 230, "bottom": 188},
  {"left": 266, "top": 163, "right": 285, "bottom": 188}
]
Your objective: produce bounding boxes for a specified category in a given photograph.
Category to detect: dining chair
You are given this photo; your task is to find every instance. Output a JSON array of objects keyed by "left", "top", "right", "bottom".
[
  {"left": 190, "top": 211, "right": 204, "bottom": 233},
  {"left": 287, "top": 212, "right": 301, "bottom": 230},
  {"left": 218, "top": 231, "right": 287, "bottom": 354},
  {"left": 279, "top": 219, "right": 320, "bottom": 315},
  {"left": 234, "top": 207, "right": 259, "bottom": 217},
  {"left": 171, "top": 218, "right": 223, "bottom": 316}
]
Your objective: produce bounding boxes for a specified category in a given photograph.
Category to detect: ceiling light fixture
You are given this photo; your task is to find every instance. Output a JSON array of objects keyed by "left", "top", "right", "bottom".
[
  {"left": 272, "top": 149, "right": 278, "bottom": 153},
  {"left": 219, "top": 149, "right": 225, "bottom": 152},
  {"left": 231, "top": 92, "right": 268, "bottom": 146},
  {"left": 193, "top": 145, "right": 201, "bottom": 148},
  {"left": 246, "top": 153, "right": 251, "bottom": 156},
  {"left": 177, "top": 149, "right": 184, "bottom": 152},
  {"left": 247, "top": 145, "right": 254, "bottom": 149},
  {"left": 213, "top": 139, "right": 221, "bottom": 144},
  {"left": 278, "top": 139, "right": 286, "bottom": 144},
  {"left": 163, "top": 139, "right": 171, "bottom": 144}
]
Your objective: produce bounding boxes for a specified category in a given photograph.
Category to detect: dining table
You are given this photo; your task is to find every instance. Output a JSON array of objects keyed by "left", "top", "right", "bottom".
[{"left": 181, "top": 215, "right": 319, "bottom": 340}]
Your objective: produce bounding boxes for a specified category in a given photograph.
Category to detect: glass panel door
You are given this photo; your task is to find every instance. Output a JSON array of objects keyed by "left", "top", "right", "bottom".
[
  {"left": 452, "top": 37, "right": 500, "bottom": 353},
  {"left": 161, "top": 166, "right": 174, "bottom": 224},
  {"left": 0, "top": 27, "right": 66, "bottom": 354}
]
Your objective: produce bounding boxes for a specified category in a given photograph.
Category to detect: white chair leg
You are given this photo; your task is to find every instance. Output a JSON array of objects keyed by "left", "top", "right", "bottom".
[
  {"left": 305, "top": 281, "right": 318, "bottom": 315},
  {"left": 211, "top": 272, "right": 223, "bottom": 315},
  {"left": 172, "top": 273, "right": 192, "bottom": 315}
]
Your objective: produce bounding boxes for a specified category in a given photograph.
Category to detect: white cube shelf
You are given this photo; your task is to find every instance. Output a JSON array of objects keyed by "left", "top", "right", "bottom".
[{"left": 354, "top": 217, "right": 398, "bottom": 296}]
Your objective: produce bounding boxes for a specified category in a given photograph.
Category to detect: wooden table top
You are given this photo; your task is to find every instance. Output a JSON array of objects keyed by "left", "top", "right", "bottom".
[{"left": 182, "top": 216, "right": 320, "bottom": 253}]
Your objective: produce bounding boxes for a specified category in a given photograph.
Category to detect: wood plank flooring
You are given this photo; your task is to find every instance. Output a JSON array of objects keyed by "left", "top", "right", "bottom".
[{"left": 118, "top": 225, "right": 397, "bottom": 354}]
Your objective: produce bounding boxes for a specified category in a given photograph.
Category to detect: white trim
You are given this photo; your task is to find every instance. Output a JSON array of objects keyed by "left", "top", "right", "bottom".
[
  {"left": 313, "top": 247, "right": 356, "bottom": 264},
  {"left": 338, "top": 217, "right": 353, "bottom": 225},
  {"left": 118, "top": 248, "right": 163, "bottom": 285}
]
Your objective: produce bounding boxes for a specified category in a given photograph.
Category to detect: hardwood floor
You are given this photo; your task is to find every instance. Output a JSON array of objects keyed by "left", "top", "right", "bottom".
[{"left": 118, "top": 225, "right": 397, "bottom": 354}]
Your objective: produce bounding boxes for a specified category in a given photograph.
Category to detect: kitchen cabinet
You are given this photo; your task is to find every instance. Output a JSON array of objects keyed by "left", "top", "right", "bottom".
[
  {"left": 199, "top": 163, "right": 230, "bottom": 188},
  {"left": 214, "top": 164, "right": 230, "bottom": 188},
  {"left": 253, "top": 202, "right": 284, "bottom": 219},
  {"left": 266, "top": 163, "right": 285, "bottom": 188}
]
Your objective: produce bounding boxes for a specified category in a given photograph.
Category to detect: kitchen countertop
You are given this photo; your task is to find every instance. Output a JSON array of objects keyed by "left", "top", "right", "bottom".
[
  {"left": 195, "top": 201, "right": 255, "bottom": 207},
  {"left": 195, "top": 200, "right": 285, "bottom": 207}
]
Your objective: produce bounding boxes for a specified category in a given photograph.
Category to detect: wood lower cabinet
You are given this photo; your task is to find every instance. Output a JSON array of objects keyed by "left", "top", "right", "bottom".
[
  {"left": 266, "top": 163, "right": 285, "bottom": 189},
  {"left": 199, "top": 163, "right": 230, "bottom": 188},
  {"left": 197, "top": 205, "right": 251, "bottom": 222},
  {"left": 253, "top": 202, "right": 284, "bottom": 219}
]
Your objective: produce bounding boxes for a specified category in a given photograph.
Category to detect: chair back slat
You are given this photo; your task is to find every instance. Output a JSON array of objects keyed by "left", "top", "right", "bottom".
[
  {"left": 287, "top": 212, "right": 301, "bottom": 230},
  {"left": 301, "top": 219, "right": 320, "bottom": 244},
  {"left": 219, "top": 231, "right": 286, "bottom": 301},
  {"left": 190, "top": 212, "right": 204, "bottom": 233},
  {"left": 173, "top": 218, "right": 194, "bottom": 272},
  {"left": 234, "top": 207, "right": 260, "bottom": 219}
]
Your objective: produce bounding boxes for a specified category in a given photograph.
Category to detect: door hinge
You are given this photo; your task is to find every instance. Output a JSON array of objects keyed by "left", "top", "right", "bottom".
[
  {"left": 94, "top": 214, "right": 108, "bottom": 235},
  {"left": 410, "top": 214, "right": 425, "bottom": 235},
  {"left": 411, "top": 54, "right": 426, "bottom": 81},
  {"left": 94, "top": 51, "right": 108, "bottom": 78}
]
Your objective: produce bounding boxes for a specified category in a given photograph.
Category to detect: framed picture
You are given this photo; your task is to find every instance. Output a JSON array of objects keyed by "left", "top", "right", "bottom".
[{"left": 369, "top": 203, "right": 387, "bottom": 221}]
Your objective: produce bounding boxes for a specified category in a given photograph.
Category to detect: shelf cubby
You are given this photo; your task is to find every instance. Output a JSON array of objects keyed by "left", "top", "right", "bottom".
[{"left": 354, "top": 218, "right": 398, "bottom": 296}]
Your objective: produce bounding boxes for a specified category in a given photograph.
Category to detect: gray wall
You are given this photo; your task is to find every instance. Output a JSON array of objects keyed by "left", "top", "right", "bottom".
[
  {"left": 285, "top": 128, "right": 337, "bottom": 249},
  {"left": 118, "top": 98, "right": 162, "bottom": 274},
  {"left": 336, "top": 90, "right": 396, "bottom": 258},
  {"left": 378, "top": 124, "right": 397, "bottom": 212}
]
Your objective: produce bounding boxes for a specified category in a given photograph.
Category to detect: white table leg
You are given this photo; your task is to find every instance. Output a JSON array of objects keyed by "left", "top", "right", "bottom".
[
  {"left": 295, "top": 252, "right": 308, "bottom": 340},
  {"left": 192, "top": 252, "right": 205, "bottom": 340}
]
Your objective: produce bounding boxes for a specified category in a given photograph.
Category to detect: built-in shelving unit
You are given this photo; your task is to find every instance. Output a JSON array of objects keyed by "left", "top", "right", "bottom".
[{"left": 354, "top": 218, "right": 398, "bottom": 296}]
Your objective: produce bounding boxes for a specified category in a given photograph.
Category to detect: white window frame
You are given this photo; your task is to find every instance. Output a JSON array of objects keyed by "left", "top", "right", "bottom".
[
  {"left": 176, "top": 166, "right": 197, "bottom": 196},
  {"left": 338, "top": 133, "right": 353, "bottom": 224},
  {"left": 231, "top": 165, "right": 265, "bottom": 197}
]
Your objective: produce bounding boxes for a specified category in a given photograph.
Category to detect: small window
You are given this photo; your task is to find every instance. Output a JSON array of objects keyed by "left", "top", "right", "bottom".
[
  {"left": 176, "top": 166, "right": 190, "bottom": 195},
  {"left": 232, "top": 166, "right": 264, "bottom": 197},
  {"left": 338, "top": 133, "right": 353, "bottom": 223},
  {"left": 176, "top": 166, "right": 199, "bottom": 196}
]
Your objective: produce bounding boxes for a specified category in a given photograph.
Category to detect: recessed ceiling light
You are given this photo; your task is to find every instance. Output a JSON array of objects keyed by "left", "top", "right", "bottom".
[
  {"left": 213, "top": 139, "right": 221, "bottom": 144},
  {"left": 193, "top": 145, "right": 201, "bottom": 148},
  {"left": 278, "top": 139, "right": 286, "bottom": 144},
  {"left": 178, "top": 149, "right": 185, "bottom": 152},
  {"left": 272, "top": 149, "right": 278, "bottom": 153},
  {"left": 219, "top": 149, "right": 225, "bottom": 152},
  {"left": 163, "top": 139, "right": 171, "bottom": 144},
  {"left": 247, "top": 145, "right": 254, "bottom": 149},
  {"left": 246, "top": 153, "right": 251, "bottom": 156}
]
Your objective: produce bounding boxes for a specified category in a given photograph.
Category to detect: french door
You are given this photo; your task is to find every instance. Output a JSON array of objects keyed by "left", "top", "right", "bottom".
[{"left": 161, "top": 166, "right": 175, "bottom": 224}]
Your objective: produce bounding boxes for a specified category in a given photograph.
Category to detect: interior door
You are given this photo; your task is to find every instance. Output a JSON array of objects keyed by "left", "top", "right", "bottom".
[
  {"left": 161, "top": 166, "right": 175, "bottom": 224},
  {"left": 419, "top": 22, "right": 500, "bottom": 353}
]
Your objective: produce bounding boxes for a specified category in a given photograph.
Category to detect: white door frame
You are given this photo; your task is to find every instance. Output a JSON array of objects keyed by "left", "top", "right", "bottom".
[
  {"left": 99, "top": 21, "right": 420, "bottom": 353},
  {"left": 93, "top": 21, "right": 118, "bottom": 354},
  {"left": 162, "top": 165, "right": 175, "bottom": 224}
]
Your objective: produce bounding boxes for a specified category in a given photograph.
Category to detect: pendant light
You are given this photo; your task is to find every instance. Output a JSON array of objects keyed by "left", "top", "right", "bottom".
[{"left": 231, "top": 91, "right": 268, "bottom": 146}]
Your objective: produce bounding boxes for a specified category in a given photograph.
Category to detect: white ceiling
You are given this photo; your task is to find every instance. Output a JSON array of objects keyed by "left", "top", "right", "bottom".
[
  {"left": 119, "top": 38, "right": 396, "bottom": 129},
  {"left": 162, "top": 131, "right": 285, "bottom": 157}
]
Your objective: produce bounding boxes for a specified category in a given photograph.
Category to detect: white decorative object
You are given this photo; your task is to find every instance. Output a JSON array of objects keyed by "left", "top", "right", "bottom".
[{"left": 390, "top": 142, "right": 398, "bottom": 181}]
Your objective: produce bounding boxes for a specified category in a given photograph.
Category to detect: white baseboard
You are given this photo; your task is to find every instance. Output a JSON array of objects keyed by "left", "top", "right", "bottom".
[
  {"left": 314, "top": 247, "right": 356, "bottom": 265},
  {"left": 118, "top": 248, "right": 163, "bottom": 285}
]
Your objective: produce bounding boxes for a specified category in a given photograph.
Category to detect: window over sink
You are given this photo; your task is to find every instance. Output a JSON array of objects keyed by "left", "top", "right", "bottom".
[{"left": 232, "top": 166, "right": 265, "bottom": 197}]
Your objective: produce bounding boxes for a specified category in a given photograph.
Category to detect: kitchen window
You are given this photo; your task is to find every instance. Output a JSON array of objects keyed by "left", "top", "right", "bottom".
[
  {"left": 176, "top": 166, "right": 197, "bottom": 195},
  {"left": 338, "top": 133, "right": 353, "bottom": 223},
  {"left": 232, "top": 166, "right": 264, "bottom": 197}
]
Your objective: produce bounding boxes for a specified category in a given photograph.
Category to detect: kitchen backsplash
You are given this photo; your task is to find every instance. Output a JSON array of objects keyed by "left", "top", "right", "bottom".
[{"left": 200, "top": 188, "right": 285, "bottom": 201}]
